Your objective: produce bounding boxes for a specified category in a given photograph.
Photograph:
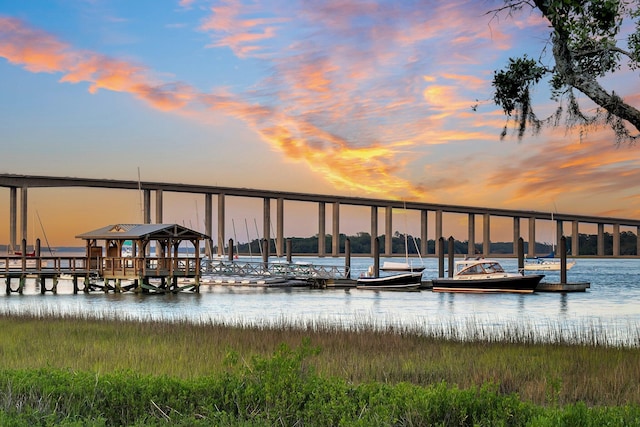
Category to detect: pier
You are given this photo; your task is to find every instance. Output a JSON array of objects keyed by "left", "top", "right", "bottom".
[{"left": 0, "top": 255, "right": 351, "bottom": 293}]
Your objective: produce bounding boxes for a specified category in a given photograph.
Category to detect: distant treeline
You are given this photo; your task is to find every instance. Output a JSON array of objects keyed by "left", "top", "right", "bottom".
[{"left": 220, "top": 230, "right": 639, "bottom": 256}]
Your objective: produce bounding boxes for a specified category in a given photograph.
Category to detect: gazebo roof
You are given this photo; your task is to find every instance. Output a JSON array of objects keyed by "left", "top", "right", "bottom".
[{"left": 76, "top": 224, "right": 209, "bottom": 241}]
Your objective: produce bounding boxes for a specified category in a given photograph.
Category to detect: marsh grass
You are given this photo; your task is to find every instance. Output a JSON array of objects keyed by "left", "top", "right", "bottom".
[{"left": 1, "top": 310, "right": 638, "bottom": 409}]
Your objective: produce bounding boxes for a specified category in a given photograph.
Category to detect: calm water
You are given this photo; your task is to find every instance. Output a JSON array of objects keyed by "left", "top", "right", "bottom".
[{"left": 2, "top": 256, "right": 639, "bottom": 346}]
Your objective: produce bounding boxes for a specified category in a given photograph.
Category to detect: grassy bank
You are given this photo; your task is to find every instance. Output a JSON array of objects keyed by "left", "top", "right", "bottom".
[
  {"left": 1, "top": 348, "right": 639, "bottom": 426},
  {"left": 1, "top": 312, "right": 639, "bottom": 407}
]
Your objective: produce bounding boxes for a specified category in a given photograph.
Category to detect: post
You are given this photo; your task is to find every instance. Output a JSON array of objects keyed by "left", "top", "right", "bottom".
[
  {"left": 448, "top": 236, "right": 455, "bottom": 278},
  {"left": 560, "top": 236, "right": 567, "bottom": 284},
  {"left": 261, "top": 238, "right": 269, "bottom": 267},
  {"left": 345, "top": 238, "right": 351, "bottom": 279},
  {"left": 556, "top": 219, "right": 564, "bottom": 255},
  {"left": 9, "top": 187, "right": 17, "bottom": 253},
  {"left": 467, "top": 214, "right": 475, "bottom": 256},
  {"left": 263, "top": 198, "right": 271, "bottom": 249},
  {"left": 20, "top": 187, "right": 28, "bottom": 248},
  {"left": 228, "top": 239, "right": 234, "bottom": 262},
  {"left": 21, "top": 238, "right": 27, "bottom": 271},
  {"left": 217, "top": 193, "right": 225, "bottom": 257},
  {"left": 205, "top": 193, "right": 212, "bottom": 258},
  {"left": 35, "top": 238, "right": 41, "bottom": 270},
  {"left": 438, "top": 237, "right": 444, "bottom": 278},
  {"left": 517, "top": 237, "right": 524, "bottom": 273},
  {"left": 435, "top": 210, "right": 443, "bottom": 257},
  {"left": 286, "top": 238, "right": 292, "bottom": 263},
  {"left": 373, "top": 237, "right": 380, "bottom": 278}
]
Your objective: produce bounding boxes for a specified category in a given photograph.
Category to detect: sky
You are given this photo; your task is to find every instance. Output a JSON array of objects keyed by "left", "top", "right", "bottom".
[{"left": 1, "top": 0, "right": 640, "bottom": 247}]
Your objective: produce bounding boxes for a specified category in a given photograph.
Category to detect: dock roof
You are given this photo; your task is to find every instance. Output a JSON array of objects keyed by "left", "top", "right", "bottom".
[{"left": 76, "top": 224, "right": 209, "bottom": 240}]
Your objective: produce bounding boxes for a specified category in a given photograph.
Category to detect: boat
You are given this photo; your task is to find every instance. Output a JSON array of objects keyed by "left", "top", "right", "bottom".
[
  {"left": 356, "top": 271, "right": 423, "bottom": 291},
  {"left": 380, "top": 203, "right": 425, "bottom": 273},
  {"left": 524, "top": 210, "right": 576, "bottom": 271},
  {"left": 524, "top": 254, "right": 576, "bottom": 271},
  {"left": 431, "top": 258, "right": 544, "bottom": 293}
]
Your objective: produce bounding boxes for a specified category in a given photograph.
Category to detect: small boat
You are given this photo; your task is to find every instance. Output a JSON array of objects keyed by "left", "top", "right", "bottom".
[
  {"left": 431, "top": 258, "right": 544, "bottom": 293},
  {"left": 524, "top": 256, "right": 576, "bottom": 271},
  {"left": 356, "top": 271, "right": 423, "bottom": 291}
]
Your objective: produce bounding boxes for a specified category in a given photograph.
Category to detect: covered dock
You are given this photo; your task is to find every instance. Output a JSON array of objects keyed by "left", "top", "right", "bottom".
[{"left": 76, "top": 223, "right": 208, "bottom": 293}]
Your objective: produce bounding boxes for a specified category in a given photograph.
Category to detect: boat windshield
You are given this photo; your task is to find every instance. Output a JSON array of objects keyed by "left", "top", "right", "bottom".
[
  {"left": 481, "top": 262, "right": 504, "bottom": 273},
  {"left": 456, "top": 261, "right": 505, "bottom": 275}
]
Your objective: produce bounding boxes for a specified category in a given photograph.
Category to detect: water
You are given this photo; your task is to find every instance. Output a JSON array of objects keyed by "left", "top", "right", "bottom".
[{"left": 1, "top": 256, "right": 639, "bottom": 346}]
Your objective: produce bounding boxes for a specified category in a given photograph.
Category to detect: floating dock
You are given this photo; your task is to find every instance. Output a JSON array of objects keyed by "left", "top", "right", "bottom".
[{"left": 536, "top": 282, "right": 590, "bottom": 292}]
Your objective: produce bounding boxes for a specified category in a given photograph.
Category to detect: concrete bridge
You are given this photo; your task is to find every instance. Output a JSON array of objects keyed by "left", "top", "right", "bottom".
[{"left": 2, "top": 173, "right": 640, "bottom": 258}]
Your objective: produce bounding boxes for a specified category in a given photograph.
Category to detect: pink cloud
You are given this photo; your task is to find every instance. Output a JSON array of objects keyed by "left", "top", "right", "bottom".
[{"left": 199, "top": 0, "right": 287, "bottom": 58}]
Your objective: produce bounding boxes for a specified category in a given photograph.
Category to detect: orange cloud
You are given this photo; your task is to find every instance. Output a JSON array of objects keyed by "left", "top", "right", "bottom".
[
  {"left": 0, "top": 17, "right": 69, "bottom": 73},
  {"left": 0, "top": 18, "right": 194, "bottom": 112}
]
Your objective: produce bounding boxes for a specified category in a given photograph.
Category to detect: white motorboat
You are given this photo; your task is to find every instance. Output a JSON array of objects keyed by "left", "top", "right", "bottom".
[
  {"left": 431, "top": 258, "right": 544, "bottom": 293},
  {"left": 524, "top": 257, "right": 576, "bottom": 271}
]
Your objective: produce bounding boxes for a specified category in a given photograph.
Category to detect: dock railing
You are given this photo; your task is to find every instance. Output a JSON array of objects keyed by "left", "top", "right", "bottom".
[
  {"left": 201, "top": 259, "right": 349, "bottom": 280},
  {"left": 0, "top": 255, "right": 95, "bottom": 275}
]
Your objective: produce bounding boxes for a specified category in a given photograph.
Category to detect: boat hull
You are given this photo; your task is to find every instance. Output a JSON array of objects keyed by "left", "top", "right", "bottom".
[
  {"left": 431, "top": 274, "right": 544, "bottom": 294},
  {"left": 357, "top": 272, "right": 423, "bottom": 291}
]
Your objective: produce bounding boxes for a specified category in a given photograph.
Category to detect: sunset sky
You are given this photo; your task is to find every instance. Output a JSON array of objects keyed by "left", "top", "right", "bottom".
[{"left": 1, "top": 0, "right": 640, "bottom": 246}]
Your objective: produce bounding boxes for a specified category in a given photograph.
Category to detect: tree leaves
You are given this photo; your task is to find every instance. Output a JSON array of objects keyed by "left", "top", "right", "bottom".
[{"left": 493, "top": 56, "right": 546, "bottom": 139}]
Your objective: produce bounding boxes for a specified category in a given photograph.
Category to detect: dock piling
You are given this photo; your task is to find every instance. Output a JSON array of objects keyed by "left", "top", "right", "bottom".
[
  {"left": 517, "top": 237, "right": 524, "bottom": 273},
  {"left": 448, "top": 236, "right": 455, "bottom": 278},
  {"left": 437, "top": 237, "right": 444, "bottom": 278},
  {"left": 560, "top": 236, "right": 567, "bottom": 284}
]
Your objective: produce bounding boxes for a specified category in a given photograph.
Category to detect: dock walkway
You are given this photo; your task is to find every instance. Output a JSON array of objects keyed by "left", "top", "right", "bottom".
[{"left": 1, "top": 255, "right": 351, "bottom": 293}]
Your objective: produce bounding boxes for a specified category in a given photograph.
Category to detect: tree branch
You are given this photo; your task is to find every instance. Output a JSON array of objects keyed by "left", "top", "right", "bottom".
[{"left": 534, "top": 0, "right": 640, "bottom": 137}]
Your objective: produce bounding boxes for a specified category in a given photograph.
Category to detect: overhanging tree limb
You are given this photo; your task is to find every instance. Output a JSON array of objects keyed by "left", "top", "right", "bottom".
[{"left": 492, "top": 0, "right": 640, "bottom": 142}]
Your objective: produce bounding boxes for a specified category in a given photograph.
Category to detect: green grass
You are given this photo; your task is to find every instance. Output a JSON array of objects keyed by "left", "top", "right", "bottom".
[
  {"left": 0, "top": 341, "right": 639, "bottom": 426},
  {"left": 0, "top": 312, "right": 638, "bottom": 409}
]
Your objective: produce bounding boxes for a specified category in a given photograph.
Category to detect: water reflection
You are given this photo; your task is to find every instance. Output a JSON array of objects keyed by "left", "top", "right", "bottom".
[
  {"left": 1, "top": 258, "right": 639, "bottom": 345},
  {"left": 559, "top": 293, "right": 568, "bottom": 315}
]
